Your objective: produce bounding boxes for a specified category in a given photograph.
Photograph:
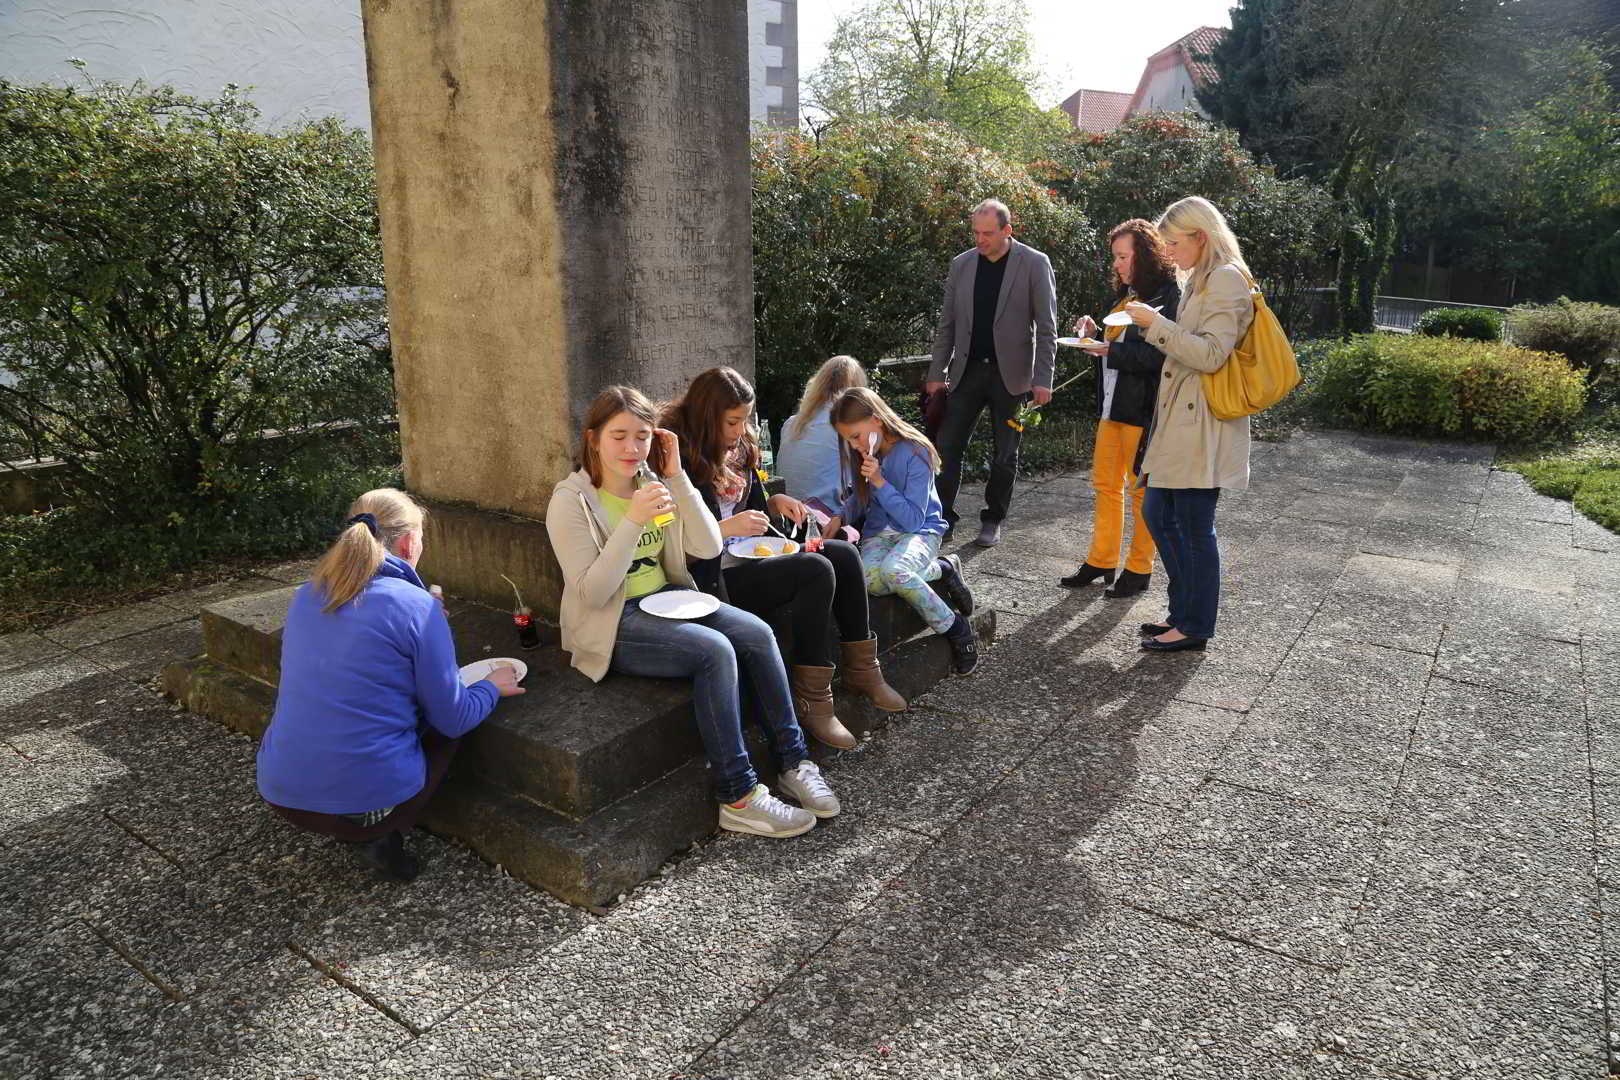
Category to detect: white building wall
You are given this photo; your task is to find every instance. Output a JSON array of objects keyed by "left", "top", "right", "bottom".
[
  {"left": 2, "top": 1, "right": 794, "bottom": 132},
  {"left": 1137, "top": 62, "right": 1204, "bottom": 117},
  {"left": 0, "top": 1, "right": 370, "bottom": 131}
]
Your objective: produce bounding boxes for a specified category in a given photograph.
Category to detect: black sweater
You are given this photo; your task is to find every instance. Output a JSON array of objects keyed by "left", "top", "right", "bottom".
[{"left": 1093, "top": 278, "right": 1181, "bottom": 429}]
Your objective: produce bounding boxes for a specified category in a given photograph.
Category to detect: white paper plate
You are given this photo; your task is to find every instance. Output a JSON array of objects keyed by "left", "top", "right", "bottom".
[
  {"left": 459, "top": 657, "right": 528, "bottom": 686},
  {"left": 726, "top": 536, "right": 800, "bottom": 560},
  {"left": 1102, "top": 311, "right": 1134, "bottom": 327},
  {"left": 1057, "top": 336, "right": 1105, "bottom": 348},
  {"left": 639, "top": 589, "right": 721, "bottom": 619}
]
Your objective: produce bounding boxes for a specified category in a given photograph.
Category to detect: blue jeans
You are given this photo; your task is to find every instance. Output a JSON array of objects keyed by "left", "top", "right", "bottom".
[
  {"left": 1142, "top": 487, "right": 1221, "bottom": 640},
  {"left": 612, "top": 590, "right": 808, "bottom": 803}
]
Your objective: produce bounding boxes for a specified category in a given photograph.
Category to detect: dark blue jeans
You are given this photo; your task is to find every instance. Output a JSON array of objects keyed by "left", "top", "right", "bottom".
[
  {"left": 612, "top": 590, "right": 808, "bottom": 804},
  {"left": 1142, "top": 486, "right": 1222, "bottom": 640}
]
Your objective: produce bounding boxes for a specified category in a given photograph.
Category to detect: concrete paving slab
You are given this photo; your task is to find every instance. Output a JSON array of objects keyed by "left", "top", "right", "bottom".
[
  {"left": 1447, "top": 578, "right": 1583, "bottom": 643},
  {"left": 1390, "top": 751, "right": 1590, "bottom": 848},
  {"left": 910, "top": 626, "right": 1118, "bottom": 729},
  {"left": 152, "top": 575, "right": 286, "bottom": 614},
  {"left": 1126, "top": 651, "right": 1275, "bottom": 714},
  {"left": 1285, "top": 491, "right": 1389, "bottom": 527},
  {"left": 1064, "top": 697, "right": 1248, "bottom": 810},
  {"left": 255, "top": 556, "right": 319, "bottom": 584},
  {"left": 1358, "top": 519, "right": 1476, "bottom": 567},
  {"left": 1307, "top": 589, "right": 1445, "bottom": 656},
  {"left": 822, "top": 706, "right": 1048, "bottom": 838},
  {"left": 78, "top": 617, "right": 204, "bottom": 682},
  {"left": 0, "top": 668, "right": 161, "bottom": 745},
  {"left": 96, "top": 729, "right": 264, "bottom": 866},
  {"left": 1460, "top": 543, "right": 1578, "bottom": 596},
  {"left": 0, "top": 650, "right": 116, "bottom": 714},
  {"left": 295, "top": 841, "right": 587, "bottom": 1033},
  {"left": 148, "top": 950, "right": 413, "bottom": 1078},
  {"left": 42, "top": 598, "right": 190, "bottom": 650},
  {"left": 1573, "top": 512, "right": 1617, "bottom": 553},
  {"left": 0, "top": 920, "right": 173, "bottom": 1079},
  {"left": 1336, "top": 552, "right": 1460, "bottom": 604},
  {"left": 1335, "top": 821, "right": 1603, "bottom": 1080},
  {"left": 1412, "top": 677, "right": 1588, "bottom": 784},
  {"left": 1210, "top": 702, "right": 1412, "bottom": 818},
  {"left": 1435, "top": 629, "right": 1584, "bottom": 703},
  {"left": 1123, "top": 782, "right": 1383, "bottom": 965},
  {"left": 0, "top": 630, "right": 65, "bottom": 674}
]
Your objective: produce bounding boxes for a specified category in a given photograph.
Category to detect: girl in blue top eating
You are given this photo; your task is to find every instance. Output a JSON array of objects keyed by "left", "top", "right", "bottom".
[
  {"left": 256, "top": 488, "right": 525, "bottom": 881},
  {"left": 823, "top": 387, "right": 979, "bottom": 675}
]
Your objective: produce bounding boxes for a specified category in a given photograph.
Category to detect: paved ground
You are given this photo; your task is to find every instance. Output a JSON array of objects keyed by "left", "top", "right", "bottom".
[{"left": 2, "top": 429, "right": 1617, "bottom": 1080}]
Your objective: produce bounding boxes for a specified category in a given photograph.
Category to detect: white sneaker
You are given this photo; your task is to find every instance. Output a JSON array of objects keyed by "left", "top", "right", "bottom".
[
  {"left": 718, "top": 784, "right": 816, "bottom": 838},
  {"left": 777, "top": 759, "right": 841, "bottom": 819}
]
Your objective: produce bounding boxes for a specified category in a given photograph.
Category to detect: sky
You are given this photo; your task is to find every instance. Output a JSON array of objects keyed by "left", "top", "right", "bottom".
[{"left": 797, "top": 0, "right": 1237, "bottom": 105}]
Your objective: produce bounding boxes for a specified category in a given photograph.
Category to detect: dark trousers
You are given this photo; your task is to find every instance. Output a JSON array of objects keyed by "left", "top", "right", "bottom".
[
  {"left": 936, "top": 359, "right": 1026, "bottom": 525},
  {"left": 722, "top": 540, "right": 869, "bottom": 668},
  {"left": 1142, "top": 486, "right": 1222, "bottom": 640},
  {"left": 267, "top": 726, "right": 460, "bottom": 842}
]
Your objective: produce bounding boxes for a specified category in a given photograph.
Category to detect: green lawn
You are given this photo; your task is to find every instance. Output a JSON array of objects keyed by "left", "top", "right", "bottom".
[{"left": 1502, "top": 422, "right": 1620, "bottom": 534}]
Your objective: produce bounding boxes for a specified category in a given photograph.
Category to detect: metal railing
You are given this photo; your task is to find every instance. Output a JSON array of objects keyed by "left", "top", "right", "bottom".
[{"left": 1373, "top": 295, "right": 1509, "bottom": 335}]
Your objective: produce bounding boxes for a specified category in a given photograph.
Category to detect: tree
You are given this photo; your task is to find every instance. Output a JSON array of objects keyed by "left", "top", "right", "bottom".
[
  {"left": 751, "top": 119, "right": 1103, "bottom": 425},
  {"left": 0, "top": 75, "right": 391, "bottom": 527},
  {"left": 806, "top": 0, "right": 1069, "bottom": 162}
]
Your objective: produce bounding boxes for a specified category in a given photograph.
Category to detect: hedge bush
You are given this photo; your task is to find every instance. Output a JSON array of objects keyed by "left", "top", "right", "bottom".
[
  {"left": 1506, "top": 298, "right": 1620, "bottom": 381},
  {"left": 1310, "top": 334, "right": 1585, "bottom": 443},
  {"left": 1414, "top": 306, "right": 1503, "bottom": 342},
  {"left": 751, "top": 119, "right": 1105, "bottom": 427}
]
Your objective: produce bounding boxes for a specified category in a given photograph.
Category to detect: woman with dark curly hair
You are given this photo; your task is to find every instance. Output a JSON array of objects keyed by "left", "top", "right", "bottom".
[{"left": 1059, "top": 219, "right": 1181, "bottom": 598}]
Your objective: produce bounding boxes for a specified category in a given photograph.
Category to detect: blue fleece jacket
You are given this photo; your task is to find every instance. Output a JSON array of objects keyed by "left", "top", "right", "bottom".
[
  {"left": 256, "top": 554, "right": 498, "bottom": 814},
  {"left": 839, "top": 438, "right": 948, "bottom": 537}
]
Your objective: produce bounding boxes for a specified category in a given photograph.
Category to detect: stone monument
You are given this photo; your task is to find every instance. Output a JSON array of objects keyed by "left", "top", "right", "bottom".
[
  {"left": 360, "top": 0, "right": 755, "bottom": 616},
  {"left": 166, "top": 0, "right": 994, "bottom": 908}
]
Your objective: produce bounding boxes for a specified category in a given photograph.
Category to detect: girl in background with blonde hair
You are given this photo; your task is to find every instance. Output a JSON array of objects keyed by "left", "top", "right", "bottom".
[
  {"left": 1125, "top": 196, "right": 1255, "bottom": 652},
  {"left": 257, "top": 488, "right": 524, "bottom": 882},
  {"left": 777, "top": 355, "right": 869, "bottom": 512},
  {"left": 823, "top": 387, "right": 979, "bottom": 676}
]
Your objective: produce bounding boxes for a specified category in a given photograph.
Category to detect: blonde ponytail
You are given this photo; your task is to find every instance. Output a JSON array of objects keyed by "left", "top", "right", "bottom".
[
  {"left": 311, "top": 488, "right": 427, "bottom": 613},
  {"left": 789, "top": 356, "right": 868, "bottom": 441}
]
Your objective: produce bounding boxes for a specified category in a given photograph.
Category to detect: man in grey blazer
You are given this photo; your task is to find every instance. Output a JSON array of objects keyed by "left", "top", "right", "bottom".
[{"left": 926, "top": 199, "right": 1058, "bottom": 547}]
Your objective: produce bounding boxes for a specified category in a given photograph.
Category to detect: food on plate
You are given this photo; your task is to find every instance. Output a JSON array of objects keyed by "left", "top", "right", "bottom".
[{"left": 753, "top": 543, "right": 774, "bottom": 557}]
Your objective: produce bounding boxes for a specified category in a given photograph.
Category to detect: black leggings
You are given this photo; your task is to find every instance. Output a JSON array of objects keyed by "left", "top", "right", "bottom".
[{"left": 721, "top": 539, "right": 869, "bottom": 667}]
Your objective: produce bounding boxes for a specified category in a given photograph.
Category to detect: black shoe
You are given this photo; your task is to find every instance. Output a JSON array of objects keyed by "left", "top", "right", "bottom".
[
  {"left": 944, "top": 614, "right": 979, "bottom": 675},
  {"left": 1105, "top": 570, "right": 1151, "bottom": 598},
  {"left": 1139, "top": 622, "right": 1173, "bottom": 636},
  {"left": 974, "top": 520, "right": 1003, "bottom": 548},
  {"left": 361, "top": 830, "right": 421, "bottom": 882},
  {"left": 1059, "top": 563, "right": 1116, "bottom": 589},
  {"left": 1140, "top": 635, "right": 1207, "bottom": 653},
  {"left": 935, "top": 553, "right": 974, "bottom": 616}
]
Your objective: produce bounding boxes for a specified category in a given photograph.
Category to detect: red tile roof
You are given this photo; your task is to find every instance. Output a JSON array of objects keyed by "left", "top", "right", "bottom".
[
  {"left": 1176, "top": 26, "right": 1226, "bottom": 88},
  {"left": 1059, "top": 88, "right": 1135, "bottom": 134}
]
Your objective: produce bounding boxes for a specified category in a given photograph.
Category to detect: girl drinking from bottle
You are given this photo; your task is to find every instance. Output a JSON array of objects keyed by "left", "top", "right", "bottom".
[
  {"left": 663, "top": 366, "right": 905, "bottom": 752},
  {"left": 546, "top": 386, "right": 840, "bottom": 837},
  {"left": 823, "top": 387, "right": 979, "bottom": 676}
]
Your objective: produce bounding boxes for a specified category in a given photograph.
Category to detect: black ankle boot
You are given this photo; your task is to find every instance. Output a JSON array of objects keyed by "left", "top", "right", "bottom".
[
  {"left": 944, "top": 614, "right": 979, "bottom": 676},
  {"left": 360, "top": 830, "right": 421, "bottom": 883},
  {"left": 1059, "top": 563, "right": 1115, "bottom": 589},
  {"left": 1105, "top": 570, "right": 1151, "bottom": 598}
]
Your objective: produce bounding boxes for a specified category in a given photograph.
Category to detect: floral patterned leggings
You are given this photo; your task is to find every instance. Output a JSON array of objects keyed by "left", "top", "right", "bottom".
[{"left": 859, "top": 530, "right": 954, "bottom": 634}]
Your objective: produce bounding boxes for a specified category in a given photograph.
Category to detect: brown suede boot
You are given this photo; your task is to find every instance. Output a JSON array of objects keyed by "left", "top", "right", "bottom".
[
  {"left": 838, "top": 635, "right": 907, "bottom": 712},
  {"left": 790, "top": 665, "right": 856, "bottom": 749}
]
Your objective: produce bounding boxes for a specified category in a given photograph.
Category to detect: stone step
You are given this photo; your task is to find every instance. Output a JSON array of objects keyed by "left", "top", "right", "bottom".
[{"left": 167, "top": 582, "right": 994, "bottom": 907}]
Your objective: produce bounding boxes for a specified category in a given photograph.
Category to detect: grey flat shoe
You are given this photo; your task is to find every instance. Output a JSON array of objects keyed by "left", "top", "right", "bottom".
[{"left": 974, "top": 520, "right": 1002, "bottom": 548}]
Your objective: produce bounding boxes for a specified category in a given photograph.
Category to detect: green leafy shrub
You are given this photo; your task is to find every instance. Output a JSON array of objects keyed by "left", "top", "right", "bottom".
[
  {"left": 1414, "top": 306, "right": 1503, "bottom": 341},
  {"left": 1506, "top": 298, "right": 1620, "bottom": 381},
  {"left": 1041, "top": 113, "right": 1342, "bottom": 339},
  {"left": 1309, "top": 334, "right": 1585, "bottom": 443},
  {"left": 751, "top": 119, "right": 1104, "bottom": 426},
  {"left": 0, "top": 76, "right": 390, "bottom": 526}
]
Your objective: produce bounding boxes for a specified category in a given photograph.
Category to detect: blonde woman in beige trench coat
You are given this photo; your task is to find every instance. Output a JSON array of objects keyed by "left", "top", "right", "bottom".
[{"left": 1123, "top": 196, "right": 1255, "bottom": 653}]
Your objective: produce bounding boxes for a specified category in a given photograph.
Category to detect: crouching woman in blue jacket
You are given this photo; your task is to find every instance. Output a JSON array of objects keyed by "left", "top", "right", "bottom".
[{"left": 256, "top": 488, "right": 524, "bottom": 881}]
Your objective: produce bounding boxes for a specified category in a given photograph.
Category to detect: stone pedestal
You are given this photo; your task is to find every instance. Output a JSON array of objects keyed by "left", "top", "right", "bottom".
[
  {"left": 164, "top": 588, "right": 995, "bottom": 908},
  {"left": 360, "top": 0, "right": 754, "bottom": 616}
]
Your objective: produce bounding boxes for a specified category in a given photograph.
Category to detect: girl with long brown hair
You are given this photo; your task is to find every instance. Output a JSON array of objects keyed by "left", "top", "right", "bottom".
[
  {"left": 257, "top": 488, "right": 524, "bottom": 882},
  {"left": 663, "top": 366, "right": 905, "bottom": 752},
  {"left": 1061, "top": 218, "right": 1182, "bottom": 598},
  {"left": 546, "top": 385, "right": 842, "bottom": 838},
  {"left": 823, "top": 387, "right": 979, "bottom": 676}
]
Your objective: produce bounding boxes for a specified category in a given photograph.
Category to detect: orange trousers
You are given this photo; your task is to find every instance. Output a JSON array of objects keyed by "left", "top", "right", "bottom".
[{"left": 1086, "top": 419, "right": 1156, "bottom": 576}]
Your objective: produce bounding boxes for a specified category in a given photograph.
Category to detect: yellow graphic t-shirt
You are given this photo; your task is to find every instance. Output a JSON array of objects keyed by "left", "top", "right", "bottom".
[{"left": 597, "top": 490, "right": 668, "bottom": 599}]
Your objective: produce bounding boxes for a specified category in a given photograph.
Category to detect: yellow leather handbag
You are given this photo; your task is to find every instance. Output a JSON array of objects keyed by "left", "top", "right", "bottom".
[{"left": 1202, "top": 276, "right": 1300, "bottom": 421}]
